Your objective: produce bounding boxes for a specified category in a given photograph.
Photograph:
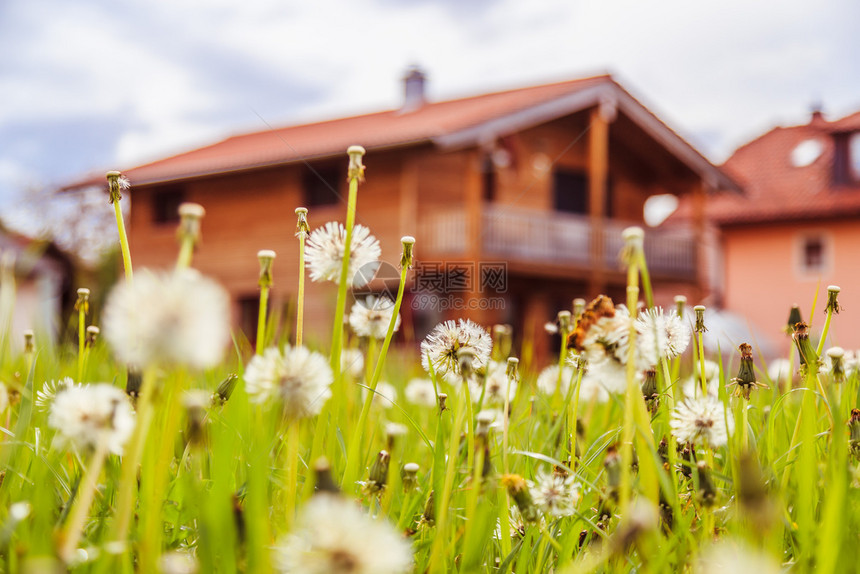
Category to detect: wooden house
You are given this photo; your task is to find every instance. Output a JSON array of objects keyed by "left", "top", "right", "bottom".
[{"left": 67, "top": 71, "right": 739, "bottom": 360}]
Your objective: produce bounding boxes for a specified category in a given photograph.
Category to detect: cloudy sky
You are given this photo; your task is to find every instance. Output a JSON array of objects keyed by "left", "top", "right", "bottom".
[{"left": 2, "top": 0, "right": 858, "bottom": 207}]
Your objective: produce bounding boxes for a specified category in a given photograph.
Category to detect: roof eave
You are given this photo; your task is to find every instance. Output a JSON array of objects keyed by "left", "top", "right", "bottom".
[{"left": 433, "top": 81, "right": 743, "bottom": 196}]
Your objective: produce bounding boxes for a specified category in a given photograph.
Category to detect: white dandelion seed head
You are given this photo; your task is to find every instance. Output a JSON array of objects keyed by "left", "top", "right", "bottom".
[
  {"left": 349, "top": 295, "right": 400, "bottom": 339},
  {"left": 305, "top": 222, "right": 381, "bottom": 287},
  {"left": 36, "top": 377, "right": 83, "bottom": 412},
  {"left": 635, "top": 307, "right": 691, "bottom": 364},
  {"left": 341, "top": 348, "right": 365, "bottom": 380},
  {"left": 529, "top": 470, "right": 579, "bottom": 518},
  {"left": 244, "top": 346, "right": 333, "bottom": 417},
  {"left": 582, "top": 311, "right": 632, "bottom": 366},
  {"left": 0, "top": 381, "right": 8, "bottom": 414},
  {"left": 535, "top": 365, "right": 575, "bottom": 396},
  {"left": 420, "top": 319, "right": 492, "bottom": 381},
  {"left": 766, "top": 358, "right": 795, "bottom": 384},
  {"left": 583, "top": 358, "right": 632, "bottom": 397},
  {"left": 696, "top": 539, "right": 780, "bottom": 574},
  {"left": 385, "top": 422, "right": 408, "bottom": 438},
  {"left": 158, "top": 550, "right": 199, "bottom": 574},
  {"left": 363, "top": 381, "right": 397, "bottom": 409},
  {"left": 482, "top": 360, "right": 517, "bottom": 404},
  {"left": 102, "top": 269, "right": 230, "bottom": 370},
  {"left": 404, "top": 378, "right": 437, "bottom": 408},
  {"left": 48, "top": 383, "right": 135, "bottom": 455},
  {"left": 670, "top": 395, "right": 734, "bottom": 447},
  {"left": 274, "top": 494, "right": 413, "bottom": 574}
]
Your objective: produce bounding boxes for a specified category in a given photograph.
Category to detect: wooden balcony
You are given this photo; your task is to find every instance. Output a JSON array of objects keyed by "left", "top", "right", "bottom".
[{"left": 417, "top": 205, "right": 696, "bottom": 280}]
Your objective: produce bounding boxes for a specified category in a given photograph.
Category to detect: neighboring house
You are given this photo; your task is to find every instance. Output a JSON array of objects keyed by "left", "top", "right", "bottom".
[
  {"left": 66, "top": 71, "right": 739, "bottom": 361},
  {"left": 699, "top": 108, "right": 860, "bottom": 354},
  {"left": 0, "top": 226, "right": 75, "bottom": 343}
]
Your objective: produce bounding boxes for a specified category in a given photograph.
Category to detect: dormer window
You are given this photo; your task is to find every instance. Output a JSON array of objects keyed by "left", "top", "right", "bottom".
[{"left": 790, "top": 139, "right": 823, "bottom": 167}]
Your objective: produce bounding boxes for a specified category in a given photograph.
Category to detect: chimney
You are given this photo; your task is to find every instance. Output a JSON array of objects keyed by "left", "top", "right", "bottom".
[
  {"left": 402, "top": 66, "right": 427, "bottom": 112},
  {"left": 810, "top": 101, "right": 825, "bottom": 125}
]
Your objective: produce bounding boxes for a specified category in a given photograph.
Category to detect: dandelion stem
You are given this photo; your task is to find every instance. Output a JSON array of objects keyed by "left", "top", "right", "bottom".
[
  {"left": 296, "top": 234, "right": 306, "bottom": 348},
  {"left": 284, "top": 420, "right": 301, "bottom": 529},
  {"left": 342, "top": 260, "right": 408, "bottom": 495},
  {"left": 256, "top": 285, "right": 269, "bottom": 355},
  {"left": 77, "top": 303, "right": 86, "bottom": 383},
  {"left": 114, "top": 201, "right": 134, "bottom": 283},
  {"left": 112, "top": 368, "right": 157, "bottom": 553},
  {"left": 58, "top": 439, "right": 108, "bottom": 563},
  {"left": 329, "top": 148, "right": 363, "bottom": 376}
]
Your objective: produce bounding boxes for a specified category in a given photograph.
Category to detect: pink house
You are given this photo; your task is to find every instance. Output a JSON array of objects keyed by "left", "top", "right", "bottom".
[{"left": 704, "top": 108, "right": 860, "bottom": 354}]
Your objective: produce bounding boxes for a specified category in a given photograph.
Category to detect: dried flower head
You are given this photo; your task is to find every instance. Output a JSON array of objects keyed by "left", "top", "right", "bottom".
[
  {"left": 244, "top": 346, "right": 333, "bottom": 417},
  {"left": 48, "top": 383, "right": 135, "bottom": 455},
  {"left": 273, "top": 494, "right": 412, "bottom": 574},
  {"left": 670, "top": 395, "right": 734, "bottom": 447},
  {"left": 305, "top": 222, "right": 381, "bottom": 287},
  {"left": 102, "top": 269, "right": 230, "bottom": 369},
  {"left": 420, "top": 319, "right": 492, "bottom": 381},
  {"left": 529, "top": 470, "right": 579, "bottom": 517},
  {"left": 729, "top": 343, "right": 767, "bottom": 399},
  {"left": 349, "top": 295, "right": 401, "bottom": 339}
]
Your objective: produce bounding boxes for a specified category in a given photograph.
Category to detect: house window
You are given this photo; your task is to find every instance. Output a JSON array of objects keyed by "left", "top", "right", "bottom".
[
  {"left": 797, "top": 233, "right": 831, "bottom": 276},
  {"left": 482, "top": 155, "right": 496, "bottom": 202},
  {"left": 152, "top": 186, "right": 186, "bottom": 224},
  {"left": 552, "top": 170, "right": 588, "bottom": 214},
  {"left": 303, "top": 164, "right": 341, "bottom": 207}
]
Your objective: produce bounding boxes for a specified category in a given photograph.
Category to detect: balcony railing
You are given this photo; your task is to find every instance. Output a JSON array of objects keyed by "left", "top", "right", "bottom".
[{"left": 417, "top": 205, "right": 696, "bottom": 278}]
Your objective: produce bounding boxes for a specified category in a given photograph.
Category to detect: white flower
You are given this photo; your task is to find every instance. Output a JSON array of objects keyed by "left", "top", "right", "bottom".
[
  {"left": 349, "top": 295, "right": 400, "bottom": 339},
  {"left": 581, "top": 309, "right": 632, "bottom": 365},
  {"left": 0, "top": 381, "right": 8, "bottom": 414},
  {"left": 341, "top": 348, "right": 365, "bottom": 380},
  {"left": 582, "top": 358, "right": 631, "bottom": 398},
  {"left": 48, "top": 383, "right": 135, "bottom": 455},
  {"left": 274, "top": 494, "right": 413, "bottom": 574},
  {"left": 158, "top": 550, "right": 198, "bottom": 574},
  {"left": 636, "top": 308, "right": 690, "bottom": 365},
  {"left": 481, "top": 361, "right": 517, "bottom": 404},
  {"left": 766, "top": 358, "right": 795, "bottom": 385},
  {"left": 305, "top": 222, "right": 381, "bottom": 287},
  {"left": 420, "top": 319, "right": 492, "bottom": 381},
  {"left": 696, "top": 539, "right": 780, "bottom": 574},
  {"left": 363, "top": 381, "right": 397, "bottom": 409},
  {"left": 670, "top": 396, "right": 734, "bottom": 447},
  {"left": 404, "top": 378, "right": 437, "bottom": 408},
  {"left": 529, "top": 470, "right": 579, "bottom": 518},
  {"left": 244, "top": 346, "right": 333, "bottom": 417},
  {"left": 536, "top": 365, "right": 575, "bottom": 396},
  {"left": 682, "top": 360, "right": 721, "bottom": 398},
  {"left": 36, "top": 377, "right": 83, "bottom": 412},
  {"left": 102, "top": 269, "right": 230, "bottom": 369}
]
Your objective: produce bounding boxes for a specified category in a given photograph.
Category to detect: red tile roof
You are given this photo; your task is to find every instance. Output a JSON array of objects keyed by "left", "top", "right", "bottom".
[
  {"left": 65, "top": 73, "right": 738, "bottom": 192},
  {"left": 696, "top": 111, "right": 860, "bottom": 226}
]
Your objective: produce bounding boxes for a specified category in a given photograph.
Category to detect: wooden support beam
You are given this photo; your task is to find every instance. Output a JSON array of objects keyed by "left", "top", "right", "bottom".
[
  {"left": 464, "top": 150, "right": 486, "bottom": 324},
  {"left": 691, "top": 179, "right": 708, "bottom": 303},
  {"left": 587, "top": 105, "right": 611, "bottom": 296}
]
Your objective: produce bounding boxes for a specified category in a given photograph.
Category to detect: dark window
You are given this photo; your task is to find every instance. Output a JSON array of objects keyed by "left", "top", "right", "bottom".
[
  {"left": 238, "top": 294, "right": 261, "bottom": 344},
  {"left": 802, "top": 236, "right": 825, "bottom": 272},
  {"left": 553, "top": 170, "right": 588, "bottom": 214},
  {"left": 152, "top": 186, "right": 186, "bottom": 224},
  {"left": 303, "top": 164, "right": 341, "bottom": 207},
  {"left": 482, "top": 155, "right": 496, "bottom": 202}
]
